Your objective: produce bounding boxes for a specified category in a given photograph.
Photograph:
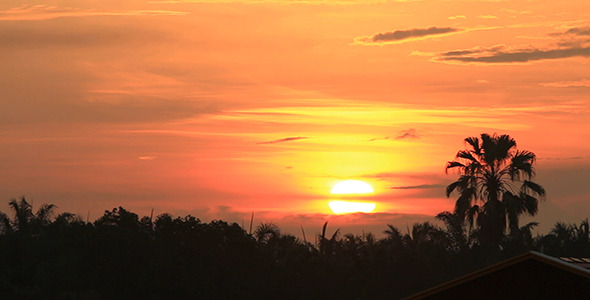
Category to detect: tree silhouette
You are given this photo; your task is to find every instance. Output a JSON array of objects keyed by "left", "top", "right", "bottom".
[
  {"left": 436, "top": 211, "right": 469, "bottom": 252},
  {"left": 2, "top": 193, "right": 589, "bottom": 299},
  {"left": 7, "top": 196, "right": 55, "bottom": 234},
  {"left": 254, "top": 222, "right": 280, "bottom": 244},
  {"left": 538, "top": 219, "right": 590, "bottom": 256},
  {"left": 446, "top": 133, "right": 545, "bottom": 249}
]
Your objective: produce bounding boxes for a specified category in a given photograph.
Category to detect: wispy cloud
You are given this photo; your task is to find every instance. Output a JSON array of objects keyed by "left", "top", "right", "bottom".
[
  {"left": 355, "top": 27, "right": 461, "bottom": 45},
  {"left": 0, "top": 4, "right": 188, "bottom": 21},
  {"left": 538, "top": 156, "right": 590, "bottom": 161},
  {"left": 478, "top": 15, "right": 498, "bottom": 19},
  {"left": 395, "top": 128, "right": 419, "bottom": 140},
  {"left": 367, "top": 137, "right": 390, "bottom": 142},
  {"left": 500, "top": 9, "right": 532, "bottom": 15},
  {"left": 257, "top": 137, "right": 309, "bottom": 144},
  {"left": 149, "top": 0, "right": 400, "bottom": 4},
  {"left": 391, "top": 184, "right": 445, "bottom": 190},
  {"left": 434, "top": 26, "right": 590, "bottom": 64},
  {"left": 138, "top": 156, "right": 157, "bottom": 160},
  {"left": 367, "top": 128, "right": 419, "bottom": 142},
  {"left": 437, "top": 45, "right": 590, "bottom": 64},
  {"left": 555, "top": 27, "right": 590, "bottom": 37},
  {"left": 540, "top": 79, "right": 590, "bottom": 88},
  {"left": 448, "top": 15, "right": 466, "bottom": 20}
]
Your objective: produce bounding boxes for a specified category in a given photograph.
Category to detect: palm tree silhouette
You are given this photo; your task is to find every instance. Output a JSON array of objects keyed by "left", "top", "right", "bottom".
[
  {"left": 254, "top": 222, "right": 280, "bottom": 244},
  {"left": 436, "top": 211, "right": 469, "bottom": 252},
  {"left": 445, "top": 133, "right": 545, "bottom": 249},
  {"left": 7, "top": 196, "right": 56, "bottom": 234}
]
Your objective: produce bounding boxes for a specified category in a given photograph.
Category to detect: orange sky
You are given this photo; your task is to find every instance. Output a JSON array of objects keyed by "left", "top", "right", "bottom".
[{"left": 1, "top": 0, "right": 590, "bottom": 236}]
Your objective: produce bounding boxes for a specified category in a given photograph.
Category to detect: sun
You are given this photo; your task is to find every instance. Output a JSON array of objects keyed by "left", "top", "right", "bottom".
[
  {"left": 329, "top": 180, "right": 376, "bottom": 214},
  {"left": 330, "top": 180, "right": 374, "bottom": 194}
]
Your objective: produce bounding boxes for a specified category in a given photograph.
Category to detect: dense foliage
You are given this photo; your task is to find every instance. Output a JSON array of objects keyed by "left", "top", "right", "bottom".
[{"left": 0, "top": 197, "right": 588, "bottom": 300}]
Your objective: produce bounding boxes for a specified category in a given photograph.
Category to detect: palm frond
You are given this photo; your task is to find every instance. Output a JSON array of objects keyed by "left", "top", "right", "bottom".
[
  {"left": 9, "top": 196, "right": 33, "bottom": 230},
  {"left": 480, "top": 133, "right": 496, "bottom": 165},
  {"left": 0, "top": 212, "right": 13, "bottom": 234},
  {"left": 521, "top": 180, "right": 546, "bottom": 198},
  {"left": 435, "top": 211, "right": 453, "bottom": 223},
  {"left": 520, "top": 222, "right": 538, "bottom": 232},
  {"left": 454, "top": 188, "right": 475, "bottom": 218},
  {"left": 550, "top": 222, "right": 574, "bottom": 240},
  {"left": 36, "top": 203, "right": 57, "bottom": 223},
  {"left": 519, "top": 193, "right": 539, "bottom": 216},
  {"left": 445, "top": 161, "right": 466, "bottom": 173},
  {"left": 383, "top": 224, "right": 402, "bottom": 239},
  {"left": 495, "top": 134, "right": 517, "bottom": 160},
  {"left": 330, "top": 228, "right": 341, "bottom": 242},
  {"left": 510, "top": 150, "right": 536, "bottom": 179},
  {"left": 456, "top": 150, "right": 479, "bottom": 163},
  {"left": 466, "top": 205, "right": 480, "bottom": 229},
  {"left": 502, "top": 192, "right": 520, "bottom": 232},
  {"left": 464, "top": 136, "right": 481, "bottom": 155},
  {"left": 446, "top": 175, "right": 473, "bottom": 197},
  {"left": 254, "top": 222, "right": 280, "bottom": 243}
]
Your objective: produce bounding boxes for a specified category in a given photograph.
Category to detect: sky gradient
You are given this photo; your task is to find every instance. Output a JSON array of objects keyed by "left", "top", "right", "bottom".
[{"left": 2, "top": 0, "right": 590, "bottom": 236}]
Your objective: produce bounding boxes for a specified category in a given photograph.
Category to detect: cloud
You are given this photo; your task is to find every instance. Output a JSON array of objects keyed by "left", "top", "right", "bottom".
[
  {"left": 563, "top": 27, "right": 590, "bottom": 36},
  {"left": 257, "top": 137, "right": 308, "bottom": 144},
  {"left": 409, "top": 25, "right": 590, "bottom": 65},
  {"left": 437, "top": 45, "right": 590, "bottom": 64},
  {"left": 149, "top": 0, "right": 407, "bottom": 4},
  {"left": 373, "top": 27, "right": 458, "bottom": 42},
  {"left": 355, "top": 27, "right": 461, "bottom": 45},
  {"left": 500, "top": 9, "right": 532, "bottom": 15},
  {"left": 477, "top": 15, "right": 498, "bottom": 19},
  {"left": 549, "top": 26, "right": 590, "bottom": 40},
  {"left": 391, "top": 184, "right": 445, "bottom": 190},
  {"left": 0, "top": 4, "right": 188, "bottom": 21},
  {"left": 138, "top": 156, "right": 157, "bottom": 160},
  {"left": 367, "top": 137, "right": 390, "bottom": 142},
  {"left": 367, "top": 129, "right": 419, "bottom": 142},
  {"left": 540, "top": 79, "right": 590, "bottom": 88},
  {"left": 395, "top": 128, "right": 419, "bottom": 140},
  {"left": 538, "top": 156, "right": 589, "bottom": 161},
  {"left": 448, "top": 15, "right": 466, "bottom": 20}
]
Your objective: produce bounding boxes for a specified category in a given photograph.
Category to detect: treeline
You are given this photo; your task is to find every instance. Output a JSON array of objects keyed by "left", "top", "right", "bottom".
[{"left": 0, "top": 197, "right": 588, "bottom": 299}]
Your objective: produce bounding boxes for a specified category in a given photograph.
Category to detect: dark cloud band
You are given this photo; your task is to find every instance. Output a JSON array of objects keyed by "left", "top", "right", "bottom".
[
  {"left": 440, "top": 46, "right": 590, "bottom": 63},
  {"left": 391, "top": 184, "right": 445, "bottom": 190},
  {"left": 257, "top": 137, "right": 308, "bottom": 144},
  {"left": 372, "top": 27, "right": 459, "bottom": 42}
]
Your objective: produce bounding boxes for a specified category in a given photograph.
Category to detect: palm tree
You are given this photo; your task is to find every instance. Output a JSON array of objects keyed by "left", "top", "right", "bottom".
[
  {"left": 316, "top": 222, "right": 340, "bottom": 256},
  {"left": 446, "top": 133, "right": 545, "bottom": 249},
  {"left": 436, "top": 211, "right": 469, "bottom": 252},
  {"left": 7, "top": 196, "right": 56, "bottom": 234},
  {"left": 254, "top": 222, "right": 280, "bottom": 244},
  {"left": 0, "top": 211, "right": 12, "bottom": 234},
  {"left": 403, "top": 222, "right": 448, "bottom": 247},
  {"left": 383, "top": 224, "right": 403, "bottom": 240}
]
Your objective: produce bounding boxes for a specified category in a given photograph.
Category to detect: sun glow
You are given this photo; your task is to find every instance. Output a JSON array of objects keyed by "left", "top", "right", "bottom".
[
  {"left": 330, "top": 180, "right": 374, "bottom": 194},
  {"left": 329, "top": 180, "right": 376, "bottom": 214},
  {"left": 329, "top": 201, "right": 376, "bottom": 214}
]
